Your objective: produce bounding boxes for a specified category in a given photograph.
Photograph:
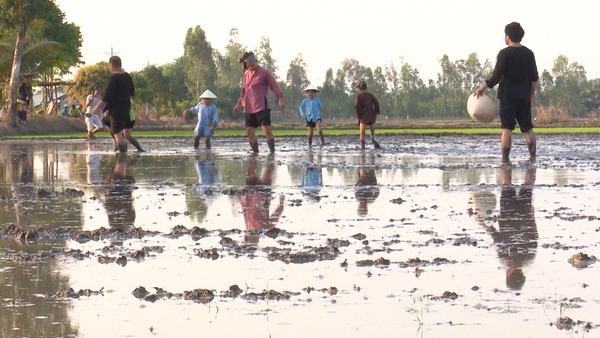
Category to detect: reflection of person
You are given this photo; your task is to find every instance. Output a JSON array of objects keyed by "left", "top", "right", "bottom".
[
  {"left": 239, "top": 154, "right": 285, "bottom": 241},
  {"left": 354, "top": 80, "right": 381, "bottom": 149},
  {"left": 485, "top": 167, "right": 538, "bottom": 290},
  {"left": 104, "top": 154, "right": 139, "bottom": 231},
  {"left": 300, "top": 150, "right": 323, "bottom": 198},
  {"left": 85, "top": 85, "right": 104, "bottom": 140},
  {"left": 194, "top": 152, "right": 220, "bottom": 194},
  {"left": 299, "top": 85, "right": 325, "bottom": 146},
  {"left": 354, "top": 153, "right": 380, "bottom": 216},
  {"left": 183, "top": 90, "right": 219, "bottom": 150},
  {"left": 18, "top": 76, "right": 32, "bottom": 106},
  {"left": 474, "top": 22, "right": 539, "bottom": 164},
  {"left": 233, "top": 51, "right": 285, "bottom": 154},
  {"left": 94, "top": 56, "right": 144, "bottom": 153}
]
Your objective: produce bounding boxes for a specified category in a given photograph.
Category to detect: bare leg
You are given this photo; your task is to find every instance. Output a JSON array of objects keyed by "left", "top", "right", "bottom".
[
  {"left": 193, "top": 136, "right": 200, "bottom": 149},
  {"left": 524, "top": 129, "right": 536, "bottom": 160},
  {"left": 205, "top": 138, "right": 211, "bottom": 149},
  {"left": 308, "top": 126, "right": 314, "bottom": 146},
  {"left": 262, "top": 125, "right": 275, "bottom": 154},
  {"left": 501, "top": 129, "right": 512, "bottom": 164},
  {"left": 246, "top": 127, "right": 259, "bottom": 153},
  {"left": 113, "top": 131, "right": 127, "bottom": 153},
  {"left": 359, "top": 123, "right": 366, "bottom": 149},
  {"left": 316, "top": 121, "right": 324, "bottom": 144}
]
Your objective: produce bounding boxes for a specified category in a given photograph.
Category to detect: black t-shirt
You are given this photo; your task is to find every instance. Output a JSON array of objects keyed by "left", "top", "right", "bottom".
[
  {"left": 486, "top": 46, "right": 539, "bottom": 100},
  {"left": 103, "top": 72, "right": 134, "bottom": 117}
]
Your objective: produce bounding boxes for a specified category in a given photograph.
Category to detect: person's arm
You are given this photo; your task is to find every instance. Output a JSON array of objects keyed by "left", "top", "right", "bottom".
[
  {"left": 298, "top": 99, "right": 306, "bottom": 117},
  {"left": 265, "top": 69, "right": 285, "bottom": 110},
  {"left": 475, "top": 50, "right": 506, "bottom": 97},
  {"left": 372, "top": 94, "right": 380, "bottom": 114},
  {"left": 530, "top": 82, "right": 537, "bottom": 107},
  {"left": 211, "top": 106, "right": 218, "bottom": 132}
]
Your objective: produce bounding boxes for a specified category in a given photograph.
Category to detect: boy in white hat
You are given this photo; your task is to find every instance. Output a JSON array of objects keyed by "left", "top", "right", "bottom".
[
  {"left": 183, "top": 89, "right": 219, "bottom": 149},
  {"left": 299, "top": 84, "right": 325, "bottom": 146}
]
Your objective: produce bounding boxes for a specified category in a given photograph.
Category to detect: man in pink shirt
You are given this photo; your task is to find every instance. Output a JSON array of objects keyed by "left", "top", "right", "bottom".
[{"left": 233, "top": 51, "right": 285, "bottom": 154}]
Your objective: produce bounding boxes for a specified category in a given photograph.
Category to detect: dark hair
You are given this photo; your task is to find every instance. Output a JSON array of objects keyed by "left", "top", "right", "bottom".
[
  {"left": 504, "top": 22, "right": 525, "bottom": 43},
  {"left": 109, "top": 55, "right": 122, "bottom": 68},
  {"left": 239, "top": 51, "right": 255, "bottom": 70},
  {"left": 355, "top": 80, "right": 367, "bottom": 90}
]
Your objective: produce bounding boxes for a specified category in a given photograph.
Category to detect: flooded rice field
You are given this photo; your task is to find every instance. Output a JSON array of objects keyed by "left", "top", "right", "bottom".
[{"left": 0, "top": 134, "right": 599, "bottom": 338}]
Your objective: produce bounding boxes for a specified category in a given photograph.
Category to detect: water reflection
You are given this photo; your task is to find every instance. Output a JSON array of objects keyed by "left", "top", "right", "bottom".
[
  {"left": 478, "top": 167, "right": 538, "bottom": 290},
  {"left": 355, "top": 152, "right": 380, "bottom": 217},
  {"left": 300, "top": 150, "right": 323, "bottom": 200},
  {"left": 103, "top": 154, "right": 139, "bottom": 231},
  {"left": 185, "top": 152, "right": 220, "bottom": 224},
  {"left": 240, "top": 154, "right": 285, "bottom": 243}
]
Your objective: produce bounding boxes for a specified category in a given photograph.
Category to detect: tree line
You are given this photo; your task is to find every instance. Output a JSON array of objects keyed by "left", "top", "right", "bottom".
[{"left": 2, "top": 1, "right": 599, "bottom": 128}]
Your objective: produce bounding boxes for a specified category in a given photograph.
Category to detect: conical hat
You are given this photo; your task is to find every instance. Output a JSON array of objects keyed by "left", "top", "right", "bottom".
[
  {"left": 467, "top": 94, "right": 496, "bottom": 123},
  {"left": 303, "top": 84, "right": 319, "bottom": 93},
  {"left": 199, "top": 90, "right": 217, "bottom": 99}
]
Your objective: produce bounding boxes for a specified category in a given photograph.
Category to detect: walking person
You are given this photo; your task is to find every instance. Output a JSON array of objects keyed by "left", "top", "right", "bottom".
[
  {"left": 85, "top": 85, "right": 104, "bottom": 140},
  {"left": 354, "top": 80, "right": 381, "bottom": 149},
  {"left": 93, "top": 56, "right": 143, "bottom": 153},
  {"left": 474, "top": 22, "right": 539, "bottom": 164},
  {"left": 233, "top": 51, "right": 285, "bottom": 154},
  {"left": 182, "top": 89, "right": 219, "bottom": 150},
  {"left": 18, "top": 76, "right": 32, "bottom": 107},
  {"left": 299, "top": 84, "right": 325, "bottom": 146}
]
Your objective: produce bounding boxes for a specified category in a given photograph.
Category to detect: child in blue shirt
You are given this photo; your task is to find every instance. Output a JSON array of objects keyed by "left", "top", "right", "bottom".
[
  {"left": 183, "top": 90, "right": 219, "bottom": 149},
  {"left": 299, "top": 85, "right": 325, "bottom": 146}
]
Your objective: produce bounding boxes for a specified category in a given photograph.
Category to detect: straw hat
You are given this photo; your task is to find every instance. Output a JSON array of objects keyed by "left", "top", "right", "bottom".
[
  {"left": 303, "top": 84, "right": 319, "bottom": 93},
  {"left": 199, "top": 90, "right": 217, "bottom": 99},
  {"left": 467, "top": 94, "right": 496, "bottom": 123}
]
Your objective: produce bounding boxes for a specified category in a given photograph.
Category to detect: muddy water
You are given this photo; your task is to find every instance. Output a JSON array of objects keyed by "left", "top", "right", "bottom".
[{"left": 0, "top": 134, "right": 599, "bottom": 338}]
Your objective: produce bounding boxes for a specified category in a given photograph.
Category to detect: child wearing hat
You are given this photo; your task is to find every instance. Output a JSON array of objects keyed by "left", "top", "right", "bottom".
[
  {"left": 299, "top": 84, "right": 325, "bottom": 146},
  {"left": 183, "top": 89, "right": 219, "bottom": 149}
]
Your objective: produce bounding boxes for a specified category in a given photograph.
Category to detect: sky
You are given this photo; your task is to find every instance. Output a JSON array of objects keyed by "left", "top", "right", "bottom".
[{"left": 54, "top": 0, "right": 600, "bottom": 86}]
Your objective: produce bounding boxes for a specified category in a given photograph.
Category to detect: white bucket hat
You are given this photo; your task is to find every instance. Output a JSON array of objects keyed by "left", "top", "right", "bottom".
[
  {"left": 199, "top": 90, "right": 217, "bottom": 99},
  {"left": 303, "top": 84, "right": 319, "bottom": 93}
]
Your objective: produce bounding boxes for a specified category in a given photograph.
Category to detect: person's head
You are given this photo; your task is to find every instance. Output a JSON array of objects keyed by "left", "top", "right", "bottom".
[
  {"left": 504, "top": 22, "right": 525, "bottom": 43},
  {"left": 94, "top": 85, "right": 102, "bottom": 94},
  {"left": 108, "top": 55, "right": 123, "bottom": 73},
  {"left": 356, "top": 80, "right": 368, "bottom": 91},
  {"left": 239, "top": 51, "right": 257, "bottom": 71},
  {"left": 71, "top": 104, "right": 75, "bottom": 108},
  {"left": 201, "top": 98, "right": 213, "bottom": 106},
  {"left": 23, "top": 76, "right": 29, "bottom": 83},
  {"left": 303, "top": 85, "right": 319, "bottom": 99},
  {"left": 199, "top": 89, "right": 217, "bottom": 106}
]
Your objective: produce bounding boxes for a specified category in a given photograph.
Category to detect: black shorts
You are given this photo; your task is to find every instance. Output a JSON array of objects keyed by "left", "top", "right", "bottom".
[
  {"left": 499, "top": 98, "right": 533, "bottom": 133},
  {"left": 305, "top": 118, "right": 321, "bottom": 128},
  {"left": 245, "top": 109, "right": 271, "bottom": 128}
]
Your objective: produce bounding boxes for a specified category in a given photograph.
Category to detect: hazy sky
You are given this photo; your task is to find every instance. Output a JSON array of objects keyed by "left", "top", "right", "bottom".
[{"left": 55, "top": 0, "right": 600, "bottom": 86}]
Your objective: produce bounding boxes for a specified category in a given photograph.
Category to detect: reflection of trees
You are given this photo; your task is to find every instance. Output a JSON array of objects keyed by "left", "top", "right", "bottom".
[{"left": 0, "top": 144, "right": 78, "bottom": 336}]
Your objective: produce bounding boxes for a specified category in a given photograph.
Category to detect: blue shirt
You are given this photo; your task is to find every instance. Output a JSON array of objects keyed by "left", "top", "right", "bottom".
[
  {"left": 299, "top": 97, "right": 323, "bottom": 122},
  {"left": 191, "top": 102, "right": 219, "bottom": 126}
]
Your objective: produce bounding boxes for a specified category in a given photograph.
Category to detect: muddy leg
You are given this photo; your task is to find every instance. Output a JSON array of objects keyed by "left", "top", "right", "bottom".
[
  {"left": 193, "top": 136, "right": 200, "bottom": 149},
  {"left": 501, "top": 129, "right": 512, "bottom": 164},
  {"left": 524, "top": 130, "right": 536, "bottom": 161},
  {"left": 205, "top": 138, "right": 211, "bottom": 149}
]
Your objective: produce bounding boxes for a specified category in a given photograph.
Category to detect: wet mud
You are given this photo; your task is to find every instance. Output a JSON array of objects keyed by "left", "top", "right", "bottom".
[{"left": 1, "top": 134, "right": 599, "bottom": 337}]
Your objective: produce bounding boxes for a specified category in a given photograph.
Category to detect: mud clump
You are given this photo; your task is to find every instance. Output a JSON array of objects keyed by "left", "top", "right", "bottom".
[{"left": 568, "top": 252, "right": 597, "bottom": 269}]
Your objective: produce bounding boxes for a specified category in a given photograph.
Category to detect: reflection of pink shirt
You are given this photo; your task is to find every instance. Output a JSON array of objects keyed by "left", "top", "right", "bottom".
[
  {"left": 240, "top": 65, "right": 283, "bottom": 113},
  {"left": 240, "top": 193, "right": 284, "bottom": 231}
]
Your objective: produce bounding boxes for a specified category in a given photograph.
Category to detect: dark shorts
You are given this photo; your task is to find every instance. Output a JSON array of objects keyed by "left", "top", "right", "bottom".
[
  {"left": 499, "top": 98, "right": 534, "bottom": 133},
  {"left": 305, "top": 118, "right": 321, "bottom": 128},
  {"left": 245, "top": 109, "right": 271, "bottom": 129},
  {"left": 104, "top": 112, "right": 128, "bottom": 134}
]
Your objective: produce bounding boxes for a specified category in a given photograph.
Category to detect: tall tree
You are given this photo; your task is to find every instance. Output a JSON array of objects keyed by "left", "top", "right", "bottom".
[
  {"left": 216, "top": 28, "right": 246, "bottom": 89},
  {"left": 0, "top": 0, "right": 60, "bottom": 127},
  {"left": 183, "top": 25, "right": 216, "bottom": 100},
  {"left": 285, "top": 53, "right": 309, "bottom": 113},
  {"left": 137, "top": 65, "right": 171, "bottom": 116},
  {"left": 69, "top": 62, "right": 110, "bottom": 106}
]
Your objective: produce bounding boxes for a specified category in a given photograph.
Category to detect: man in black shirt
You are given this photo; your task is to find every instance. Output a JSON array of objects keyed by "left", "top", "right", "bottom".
[{"left": 474, "top": 22, "right": 538, "bottom": 164}]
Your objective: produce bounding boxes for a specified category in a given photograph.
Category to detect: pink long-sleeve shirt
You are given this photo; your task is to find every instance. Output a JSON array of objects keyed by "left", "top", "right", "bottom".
[{"left": 240, "top": 65, "right": 283, "bottom": 114}]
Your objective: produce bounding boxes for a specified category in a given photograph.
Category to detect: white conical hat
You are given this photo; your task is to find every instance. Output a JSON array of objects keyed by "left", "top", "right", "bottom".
[
  {"left": 466, "top": 94, "right": 496, "bottom": 123},
  {"left": 199, "top": 90, "right": 217, "bottom": 99},
  {"left": 303, "top": 84, "right": 319, "bottom": 92}
]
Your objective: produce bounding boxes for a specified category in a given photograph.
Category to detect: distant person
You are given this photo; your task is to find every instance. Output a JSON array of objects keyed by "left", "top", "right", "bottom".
[
  {"left": 93, "top": 56, "right": 144, "bottom": 153},
  {"left": 85, "top": 85, "right": 104, "bottom": 140},
  {"left": 61, "top": 104, "right": 68, "bottom": 117},
  {"left": 474, "top": 22, "right": 539, "bottom": 164},
  {"left": 239, "top": 154, "right": 285, "bottom": 242},
  {"left": 355, "top": 152, "right": 380, "bottom": 216},
  {"left": 354, "top": 80, "right": 381, "bottom": 149},
  {"left": 299, "top": 84, "right": 325, "bottom": 146},
  {"left": 17, "top": 100, "right": 30, "bottom": 124},
  {"left": 233, "top": 51, "right": 285, "bottom": 154},
  {"left": 18, "top": 76, "right": 32, "bottom": 106},
  {"left": 182, "top": 89, "right": 219, "bottom": 150},
  {"left": 68, "top": 104, "right": 80, "bottom": 118}
]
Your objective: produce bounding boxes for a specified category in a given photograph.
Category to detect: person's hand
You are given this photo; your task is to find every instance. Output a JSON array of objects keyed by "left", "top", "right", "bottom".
[
  {"left": 473, "top": 85, "right": 487, "bottom": 98},
  {"left": 278, "top": 98, "right": 285, "bottom": 111},
  {"left": 233, "top": 105, "right": 240, "bottom": 114}
]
